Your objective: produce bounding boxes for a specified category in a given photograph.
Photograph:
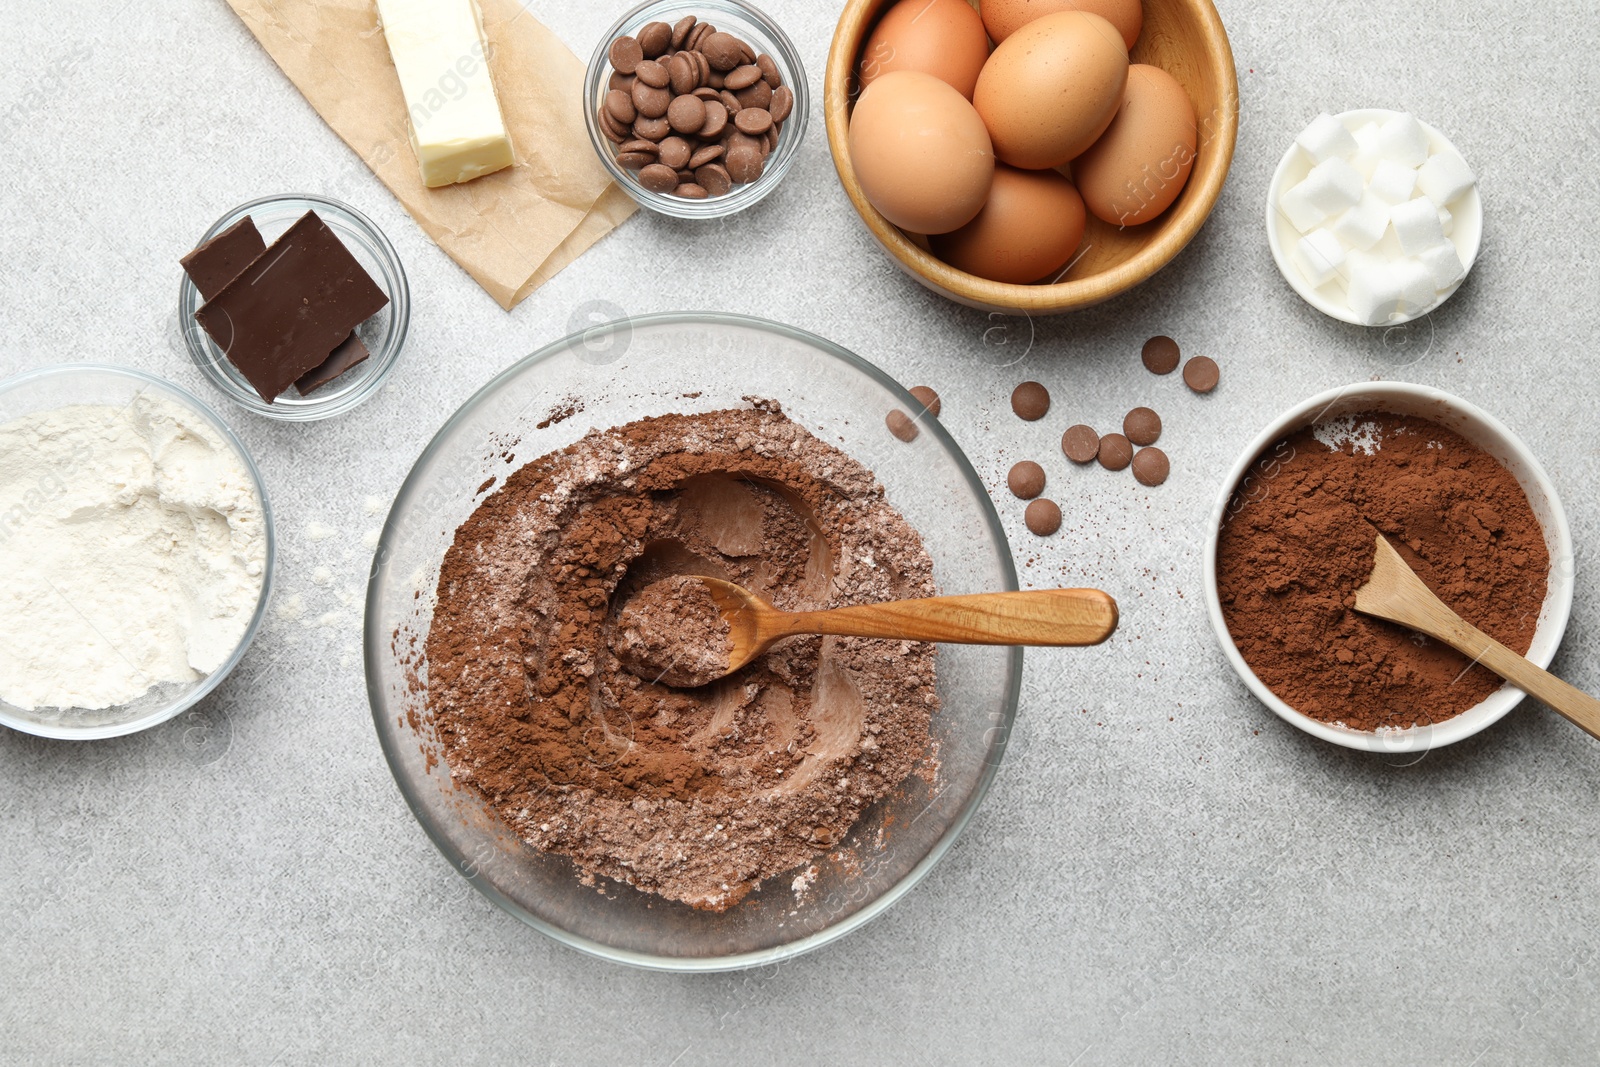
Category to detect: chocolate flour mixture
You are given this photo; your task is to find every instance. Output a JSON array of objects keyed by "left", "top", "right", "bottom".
[
  {"left": 426, "top": 404, "right": 939, "bottom": 910},
  {"left": 1217, "top": 413, "right": 1549, "bottom": 731}
]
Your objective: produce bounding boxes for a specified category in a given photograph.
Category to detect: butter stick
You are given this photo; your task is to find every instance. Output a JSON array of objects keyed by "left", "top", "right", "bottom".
[{"left": 376, "top": 0, "right": 514, "bottom": 188}]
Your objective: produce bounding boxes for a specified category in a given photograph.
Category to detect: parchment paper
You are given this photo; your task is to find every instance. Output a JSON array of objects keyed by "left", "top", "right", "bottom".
[{"left": 225, "top": 0, "right": 635, "bottom": 310}]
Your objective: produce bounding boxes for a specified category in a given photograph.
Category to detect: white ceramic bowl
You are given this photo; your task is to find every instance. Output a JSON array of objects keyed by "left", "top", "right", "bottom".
[
  {"left": 1202, "top": 382, "right": 1573, "bottom": 752},
  {"left": 1266, "top": 109, "right": 1483, "bottom": 326}
]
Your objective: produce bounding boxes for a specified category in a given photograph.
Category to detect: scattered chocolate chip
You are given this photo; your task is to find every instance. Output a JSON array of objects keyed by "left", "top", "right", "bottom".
[
  {"left": 1132, "top": 447, "right": 1170, "bottom": 486},
  {"left": 1025, "top": 498, "right": 1062, "bottom": 536},
  {"left": 1123, "top": 407, "right": 1162, "bottom": 446},
  {"left": 609, "top": 36, "right": 644, "bottom": 74},
  {"left": 1011, "top": 381, "right": 1050, "bottom": 421},
  {"left": 1183, "top": 356, "right": 1220, "bottom": 394},
  {"left": 1008, "top": 461, "right": 1045, "bottom": 500},
  {"left": 886, "top": 409, "right": 918, "bottom": 442},
  {"left": 1142, "top": 335, "right": 1180, "bottom": 374},
  {"left": 1062, "top": 424, "right": 1100, "bottom": 463},
  {"left": 909, "top": 385, "right": 940, "bottom": 418},
  {"left": 1098, "top": 433, "right": 1133, "bottom": 471}
]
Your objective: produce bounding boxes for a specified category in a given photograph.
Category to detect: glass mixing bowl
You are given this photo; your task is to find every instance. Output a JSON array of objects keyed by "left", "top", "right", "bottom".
[{"left": 365, "top": 313, "right": 1019, "bottom": 970}]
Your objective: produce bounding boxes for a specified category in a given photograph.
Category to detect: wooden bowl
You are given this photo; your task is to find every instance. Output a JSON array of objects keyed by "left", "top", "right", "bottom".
[{"left": 824, "top": 0, "right": 1239, "bottom": 314}]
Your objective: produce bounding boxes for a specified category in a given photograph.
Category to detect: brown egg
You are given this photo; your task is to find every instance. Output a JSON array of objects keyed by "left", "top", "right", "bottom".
[
  {"left": 932, "top": 165, "right": 1087, "bottom": 283},
  {"left": 1072, "top": 64, "right": 1197, "bottom": 227},
  {"left": 979, "top": 0, "right": 1143, "bottom": 50},
  {"left": 859, "top": 0, "right": 992, "bottom": 100},
  {"left": 849, "top": 70, "right": 995, "bottom": 234},
  {"left": 973, "top": 12, "right": 1128, "bottom": 170}
]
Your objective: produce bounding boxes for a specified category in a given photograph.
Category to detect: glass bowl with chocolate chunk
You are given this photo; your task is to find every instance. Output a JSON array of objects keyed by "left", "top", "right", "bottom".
[
  {"left": 1203, "top": 382, "right": 1574, "bottom": 753},
  {"left": 365, "top": 312, "right": 1018, "bottom": 970},
  {"left": 177, "top": 194, "right": 410, "bottom": 421},
  {"left": 583, "top": 0, "right": 809, "bottom": 219}
]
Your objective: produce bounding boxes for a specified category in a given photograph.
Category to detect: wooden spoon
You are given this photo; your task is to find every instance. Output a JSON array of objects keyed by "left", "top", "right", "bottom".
[
  {"left": 1353, "top": 534, "right": 1600, "bottom": 739},
  {"left": 679, "top": 578, "right": 1118, "bottom": 685}
]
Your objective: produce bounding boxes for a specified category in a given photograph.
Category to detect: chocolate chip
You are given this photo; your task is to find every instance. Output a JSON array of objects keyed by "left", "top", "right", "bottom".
[
  {"left": 657, "top": 136, "right": 692, "bottom": 170},
  {"left": 702, "top": 31, "right": 744, "bottom": 70},
  {"left": 1061, "top": 424, "right": 1100, "bottom": 463},
  {"left": 615, "top": 151, "right": 655, "bottom": 168},
  {"left": 665, "top": 96, "right": 705, "bottom": 136},
  {"left": 676, "top": 183, "right": 709, "bottom": 199},
  {"left": 632, "top": 81, "right": 670, "bottom": 119},
  {"left": 598, "top": 110, "right": 627, "bottom": 143},
  {"left": 1011, "top": 381, "right": 1050, "bottom": 421},
  {"left": 639, "top": 164, "right": 679, "bottom": 193},
  {"left": 757, "top": 54, "right": 782, "bottom": 88},
  {"left": 1132, "top": 447, "right": 1170, "bottom": 487},
  {"left": 697, "top": 101, "right": 728, "bottom": 139},
  {"left": 725, "top": 63, "right": 763, "bottom": 90},
  {"left": 638, "top": 21, "right": 672, "bottom": 58},
  {"left": 605, "top": 89, "right": 637, "bottom": 125},
  {"left": 1123, "top": 407, "right": 1162, "bottom": 446},
  {"left": 1142, "top": 335, "right": 1180, "bottom": 374},
  {"left": 886, "top": 409, "right": 918, "bottom": 442},
  {"left": 909, "top": 385, "right": 940, "bottom": 417},
  {"left": 725, "top": 145, "right": 764, "bottom": 183},
  {"left": 694, "top": 163, "right": 732, "bottom": 196},
  {"left": 1008, "top": 461, "right": 1045, "bottom": 500},
  {"left": 719, "top": 89, "right": 744, "bottom": 114},
  {"left": 734, "top": 107, "right": 772, "bottom": 136},
  {"left": 735, "top": 79, "right": 774, "bottom": 111},
  {"left": 632, "top": 115, "right": 671, "bottom": 141},
  {"left": 1025, "top": 499, "right": 1062, "bottom": 536},
  {"left": 670, "top": 15, "right": 697, "bottom": 50},
  {"left": 688, "top": 144, "right": 724, "bottom": 168},
  {"left": 619, "top": 139, "right": 660, "bottom": 156},
  {"left": 769, "top": 85, "right": 795, "bottom": 123},
  {"left": 608, "top": 71, "right": 636, "bottom": 93},
  {"left": 669, "top": 53, "right": 698, "bottom": 95},
  {"left": 708, "top": 69, "right": 725, "bottom": 90},
  {"left": 609, "top": 36, "right": 643, "bottom": 74},
  {"left": 692, "top": 86, "right": 720, "bottom": 100},
  {"left": 1183, "top": 356, "right": 1220, "bottom": 394},
  {"left": 635, "top": 60, "right": 670, "bottom": 89},
  {"left": 1098, "top": 433, "right": 1133, "bottom": 471}
]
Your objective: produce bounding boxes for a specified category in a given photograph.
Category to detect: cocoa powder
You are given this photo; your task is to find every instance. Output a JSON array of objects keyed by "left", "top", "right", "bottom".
[
  {"left": 612, "top": 575, "right": 733, "bottom": 688},
  {"left": 1216, "top": 413, "right": 1549, "bottom": 731},
  {"left": 425, "top": 405, "right": 939, "bottom": 910}
]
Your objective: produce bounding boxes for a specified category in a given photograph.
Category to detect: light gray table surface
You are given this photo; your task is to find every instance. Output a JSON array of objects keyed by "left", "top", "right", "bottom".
[{"left": 5, "top": 0, "right": 1599, "bottom": 1063}]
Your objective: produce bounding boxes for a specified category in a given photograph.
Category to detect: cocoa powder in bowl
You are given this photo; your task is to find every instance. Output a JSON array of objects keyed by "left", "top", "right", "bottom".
[
  {"left": 424, "top": 404, "right": 940, "bottom": 911},
  {"left": 1215, "top": 413, "right": 1549, "bottom": 732}
]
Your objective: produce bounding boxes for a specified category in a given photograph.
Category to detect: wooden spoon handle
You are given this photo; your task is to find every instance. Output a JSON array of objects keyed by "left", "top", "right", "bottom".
[
  {"left": 778, "top": 589, "right": 1118, "bottom": 647},
  {"left": 1420, "top": 614, "right": 1600, "bottom": 739},
  {"left": 1466, "top": 633, "right": 1600, "bottom": 741}
]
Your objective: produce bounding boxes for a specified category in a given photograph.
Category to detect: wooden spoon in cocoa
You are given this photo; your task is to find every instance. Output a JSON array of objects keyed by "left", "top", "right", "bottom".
[
  {"left": 1353, "top": 534, "right": 1600, "bottom": 738},
  {"left": 615, "top": 576, "right": 1118, "bottom": 687}
]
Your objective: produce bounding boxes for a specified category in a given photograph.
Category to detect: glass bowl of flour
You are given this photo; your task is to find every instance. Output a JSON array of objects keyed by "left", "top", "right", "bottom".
[{"left": 0, "top": 364, "right": 274, "bottom": 739}]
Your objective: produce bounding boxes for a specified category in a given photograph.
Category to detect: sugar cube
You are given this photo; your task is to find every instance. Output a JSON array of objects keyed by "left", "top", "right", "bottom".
[
  {"left": 1368, "top": 159, "right": 1418, "bottom": 204},
  {"left": 1350, "top": 122, "right": 1384, "bottom": 177},
  {"left": 1280, "top": 157, "right": 1365, "bottom": 232},
  {"left": 1332, "top": 192, "right": 1391, "bottom": 251},
  {"left": 1292, "top": 228, "right": 1346, "bottom": 288},
  {"left": 1392, "top": 197, "right": 1446, "bottom": 255},
  {"left": 1375, "top": 113, "right": 1430, "bottom": 168},
  {"left": 1437, "top": 205, "right": 1454, "bottom": 237},
  {"left": 1394, "top": 257, "right": 1437, "bottom": 313},
  {"left": 1296, "top": 113, "right": 1358, "bottom": 164},
  {"left": 1416, "top": 148, "right": 1476, "bottom": 207},
  {"left": 1345, "top": 252, "right": 1404, "bottom": 325},
  {"left": 1417, "top": 242, "right": 1466, "bottom": 289}
]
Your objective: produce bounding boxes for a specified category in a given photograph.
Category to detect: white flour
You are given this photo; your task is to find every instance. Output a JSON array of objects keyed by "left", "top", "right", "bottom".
[{"left": 0, "top": 395, "right": 267, "bottom": 710}]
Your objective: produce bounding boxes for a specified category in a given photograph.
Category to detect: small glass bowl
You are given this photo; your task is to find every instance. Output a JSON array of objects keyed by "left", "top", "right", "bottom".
[
  {"left": 0, "top": 364, "right": 276, "bottom": 740},
  {"left": 178, "top": 194, "right": 410, "bottom": 421},
  {"left": 583, "top": 0, "right": 810, "bottom": 219}
]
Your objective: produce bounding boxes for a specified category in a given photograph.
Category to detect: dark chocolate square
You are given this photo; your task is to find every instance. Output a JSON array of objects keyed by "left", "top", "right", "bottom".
[
  {"left": 194, "top": 211, "right": 388, "bottom": 404},
  {"left": 180, "top": 216, "right": 267, "bottom": 302}
]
